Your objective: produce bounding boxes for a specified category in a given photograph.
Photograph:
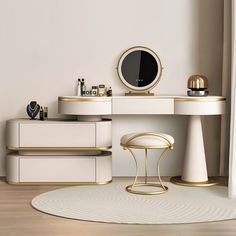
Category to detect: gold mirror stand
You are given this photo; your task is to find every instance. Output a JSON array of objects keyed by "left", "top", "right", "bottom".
[{"left": 125, "top": 91, "right": 154, "bottom": 96}]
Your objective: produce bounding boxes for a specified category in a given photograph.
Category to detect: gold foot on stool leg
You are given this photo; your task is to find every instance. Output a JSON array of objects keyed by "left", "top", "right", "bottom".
[{"left": 126, "top": 183, "right": 168, "bottom": 195}]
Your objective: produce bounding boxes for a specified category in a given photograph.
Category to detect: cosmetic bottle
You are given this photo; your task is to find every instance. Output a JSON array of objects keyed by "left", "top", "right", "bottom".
[
  {"left": 92, "top": 86, "right": 98, "bottom": 96},
  {"left": 107, "top": 86, "right": 112, "bottom": 97},
  {"left": 98, "top": 84, "right": 106, "bottom": 96},
  {"left": 77, "top": 78, "right": 81, "bottom": 96},
  {"left": 81, "top": 78, "right": 86, "bottom": 96},
  {"left": 39, "top": 106, "right": 44, "bottom": 120},
  {"left": 43, "top": 107, "right": 48, "bottom": 119}
]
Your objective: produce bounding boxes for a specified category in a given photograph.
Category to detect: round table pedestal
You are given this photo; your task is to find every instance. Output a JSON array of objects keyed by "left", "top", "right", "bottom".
[
  {"left": 170, "top": 115, "right": 219, "bottom": 187},
  {"left": 170, "top": 176, "right": 219, "bottom": 187}
]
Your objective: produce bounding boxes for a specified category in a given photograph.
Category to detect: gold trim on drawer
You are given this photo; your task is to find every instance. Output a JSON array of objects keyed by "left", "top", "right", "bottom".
[
  {"left": 58, "top": 97, "right": 111, "bottom": 102},
  {"left": 7, "top": 146, "right": 112, "bottom": 151},
  {"left": 174, "top": 97, "right": 226, "bottom": 102},
  {"left": 7, "top": 180, "right": 112, "bottom": 186}
]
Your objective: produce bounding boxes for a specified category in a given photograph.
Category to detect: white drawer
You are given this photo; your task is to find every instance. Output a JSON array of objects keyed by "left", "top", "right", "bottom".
[
  {"left": 6, "top": 152, "right": 112, "bottom": 183},
  {"left": 174, "top": 100, "right": 226, "bottom": 115},
  {"left": 19, "top": 123, "right": 95, "bottom": 147},
  {"left": 112, "top": 97, "right": 174, "bottom": 114},
  {"left": 58, "top": 99, "right": 112, "bottom": 115},
  {"left": 7, "top": 119, "right": 112, "bottom": 149},
  {"left": 19, "top": 157, "right": 96, "bottom": 182}
]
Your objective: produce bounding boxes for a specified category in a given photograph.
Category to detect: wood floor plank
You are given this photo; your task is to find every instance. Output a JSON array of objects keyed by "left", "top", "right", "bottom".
[{"left": 0, "top": 177, "right": 235, "bottom": 236}]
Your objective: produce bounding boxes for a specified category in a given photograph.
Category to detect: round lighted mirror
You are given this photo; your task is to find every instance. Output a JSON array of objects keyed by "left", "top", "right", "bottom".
[{"left": 117, "top": 46, "right": 163, "bottom": 92}]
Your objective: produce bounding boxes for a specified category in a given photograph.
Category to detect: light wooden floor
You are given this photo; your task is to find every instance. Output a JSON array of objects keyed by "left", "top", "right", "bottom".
[{"left": 0, "top": 177, "right": 236, "bottom": 236}]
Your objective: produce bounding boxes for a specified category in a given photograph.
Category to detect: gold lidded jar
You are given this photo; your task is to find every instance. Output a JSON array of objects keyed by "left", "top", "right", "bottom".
[{"left": 187, "top": 75, "right": 208, "bottom": 90}]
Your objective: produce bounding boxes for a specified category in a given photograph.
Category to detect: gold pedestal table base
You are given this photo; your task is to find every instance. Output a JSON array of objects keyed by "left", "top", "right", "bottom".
[{"left": 170, "top": 176, "right": 219, "bottom": 187}]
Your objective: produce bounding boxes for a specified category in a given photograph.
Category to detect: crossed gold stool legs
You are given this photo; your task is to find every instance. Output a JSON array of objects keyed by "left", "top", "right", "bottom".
[{"left": 121, "top": 133, "right": 174, "bottom": 195}]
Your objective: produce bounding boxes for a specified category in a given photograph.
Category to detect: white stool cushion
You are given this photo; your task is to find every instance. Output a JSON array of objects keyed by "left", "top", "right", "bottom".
[{"left": 120, "top": 132, "right": 174, "bottom": 147}]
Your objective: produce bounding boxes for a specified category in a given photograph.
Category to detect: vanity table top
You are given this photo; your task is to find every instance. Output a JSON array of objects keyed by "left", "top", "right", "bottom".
[
  {"left": 59, "top": 95, "right": 225, "bottom": 102},
  {"left": 58, "top": 95, "right": 226, "bottom": 116}
]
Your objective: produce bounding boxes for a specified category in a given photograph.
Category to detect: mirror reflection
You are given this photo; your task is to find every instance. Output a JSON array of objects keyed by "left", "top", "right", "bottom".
[{"left": 121, "top": 50, "right": 158, "bottom": 87}]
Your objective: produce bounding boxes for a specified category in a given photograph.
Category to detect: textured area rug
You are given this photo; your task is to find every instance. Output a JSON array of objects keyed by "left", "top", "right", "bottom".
[{"left": 31, "top": 180, "right": 236, "bottom": 224}]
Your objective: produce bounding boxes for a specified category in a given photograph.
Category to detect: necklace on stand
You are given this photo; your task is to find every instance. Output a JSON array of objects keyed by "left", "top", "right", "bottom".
[
  {"left": 27, "top": 101, "right": 40, "bottom": 119},
  {"left": 29, "top": 104, "right": 37, "bottom": 113}
]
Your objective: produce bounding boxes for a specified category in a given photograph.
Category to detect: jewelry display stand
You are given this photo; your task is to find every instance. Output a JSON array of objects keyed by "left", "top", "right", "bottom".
[{"left": 26, "top": 101, "right": 40, "bottom": 119}]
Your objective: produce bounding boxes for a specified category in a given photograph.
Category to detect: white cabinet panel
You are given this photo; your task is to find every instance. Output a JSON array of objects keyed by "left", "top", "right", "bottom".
[
  {"left": 96, "top": 155, "right": 112, "bottom": 182},
  {"left": 19, "top": 123, "right": 95, "bottom": 147},
  {"left": 19, "top": 157, "right": 96, "bottom": 182},
  {"left": 96, "top": 121, "right": 112, "bottom": 147}
]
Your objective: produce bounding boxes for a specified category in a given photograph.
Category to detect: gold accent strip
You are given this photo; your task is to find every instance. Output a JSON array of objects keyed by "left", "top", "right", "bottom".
[
  {"left": 126, "top": 183, "right": 168, "bottom": 195},
  {"left": 174, "top": 97, "right": 226, "bottom": 102},
  {"left": 170, "top": 176, "right": 219, "bottom": 187},
  {"left": 7, "top": 146, "right": 112, "bottom": 151},
  {"left": 58, "top": 97, "right": 111, "bottom": 102},
  {"left": 7, "top": 180, "right": 112, "bottom": 186},
  {"left": 121, "top": 132, "right": 173, "bottom": 150},
  {"left": 121, "top": 144, "right": 170, "bottom": 149}
]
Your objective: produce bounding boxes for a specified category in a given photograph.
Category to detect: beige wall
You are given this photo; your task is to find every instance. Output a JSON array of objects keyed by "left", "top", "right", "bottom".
[{"left": 0, "top": 0, "right": 223, "bottom": 176}]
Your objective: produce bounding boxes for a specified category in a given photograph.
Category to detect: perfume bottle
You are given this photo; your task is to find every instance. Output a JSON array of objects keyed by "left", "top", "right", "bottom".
[
  {"left": 43, "top": 107, "right": 48, "bottom": 119},
  {"left": 77, "top": 78, "right": 81, "bottom": 96},
  {"left": 92, "top": 86, "right": 98, "bottom": 96},
  {"left": 98, "top": 84, "right": 106, "bottom": 96},
  {"left": 107, "top": 86, "right": 112, "bottom": 97},
  {"left": 39, "top": 106, "right": 44, "bottom": 120},
  {"left": 81, "top": 78, "right": 86, "bottom": 96}
]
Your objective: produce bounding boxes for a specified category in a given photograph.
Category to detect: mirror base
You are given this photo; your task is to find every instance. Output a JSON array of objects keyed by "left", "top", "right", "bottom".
[{"left": 125, "top": 91, "right": 154, "bottom": 96}]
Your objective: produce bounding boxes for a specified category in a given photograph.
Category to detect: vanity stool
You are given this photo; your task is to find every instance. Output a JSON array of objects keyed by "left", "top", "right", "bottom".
[{"left": 120, "top": 132, "right": 174, "bottom": 195}]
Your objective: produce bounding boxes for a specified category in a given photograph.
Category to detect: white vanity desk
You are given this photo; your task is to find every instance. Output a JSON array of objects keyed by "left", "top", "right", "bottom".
[
  {"left": 59, "top": 95, "right": 226, "bottom": 186},
  {"left": 6, "top": 95, "right": 225, "bottom": 185}
]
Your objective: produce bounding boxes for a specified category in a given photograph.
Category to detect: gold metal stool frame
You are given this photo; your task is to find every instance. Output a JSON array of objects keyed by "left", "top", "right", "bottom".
[{"left": 121, "top": 132, "right": 174, "bottom": 195}]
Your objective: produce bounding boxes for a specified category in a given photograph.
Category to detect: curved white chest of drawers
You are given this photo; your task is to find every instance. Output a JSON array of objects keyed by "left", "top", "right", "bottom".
[
  {"left": 58, "top": 95, "right": 226, "bottom": 186},
  {"left": 6, "top": 119, "right": 112, "bottom": 184}
]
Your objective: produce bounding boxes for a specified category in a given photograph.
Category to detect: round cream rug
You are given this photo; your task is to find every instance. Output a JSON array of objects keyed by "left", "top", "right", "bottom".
[{"left": 31, "top": 180, "right": 236, "bottom": 224}]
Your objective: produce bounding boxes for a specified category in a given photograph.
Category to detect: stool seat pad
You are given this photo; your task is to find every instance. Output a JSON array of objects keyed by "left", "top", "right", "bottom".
[{"left": 121, "top": 132, "right": 174, "bottom": 147}]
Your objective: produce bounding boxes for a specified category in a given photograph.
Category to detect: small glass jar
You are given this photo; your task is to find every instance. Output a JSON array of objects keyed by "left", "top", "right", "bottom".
[
  {"left": 91, "top": 86, "right": 98, "bottom": 96},
  {"left": 98, "top": 84, "right": 106, "bottom": 96}
]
